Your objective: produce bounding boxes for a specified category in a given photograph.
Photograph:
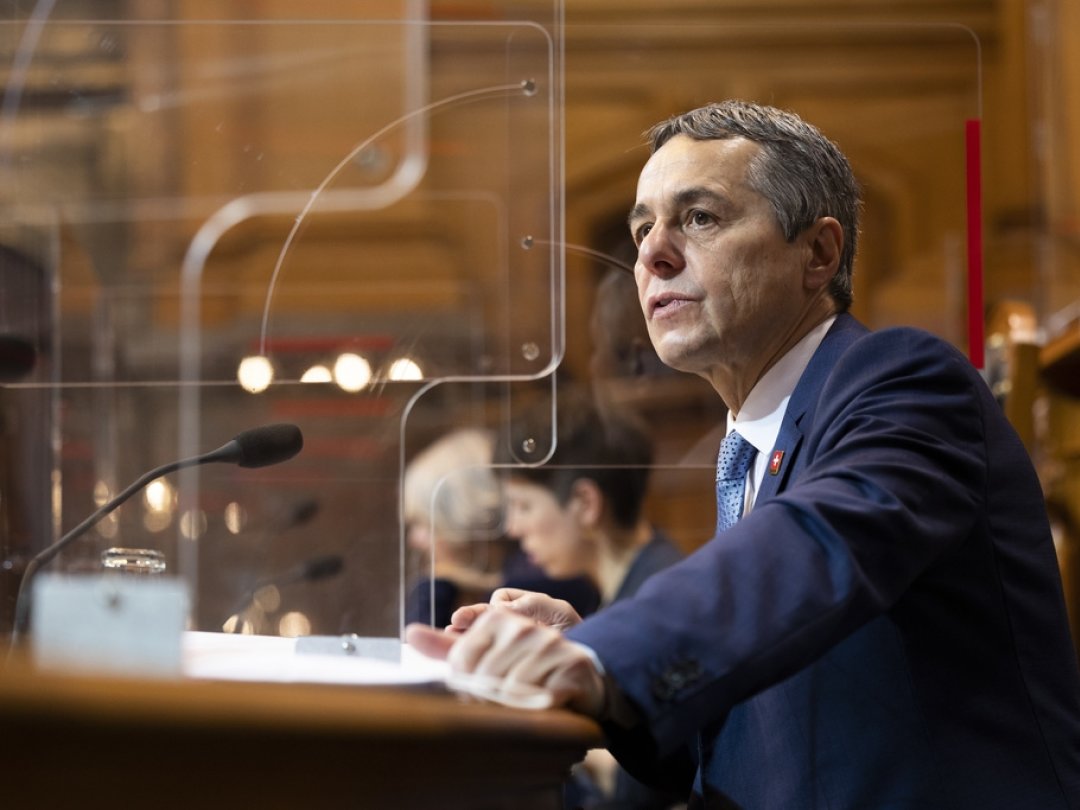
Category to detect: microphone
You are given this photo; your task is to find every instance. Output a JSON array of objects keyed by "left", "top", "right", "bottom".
[
  {"left": 283, "top": 497, "right": 319, "bottom": 529},
  {"left": 225, "top": 553, "right": 344, "bottom": 634},
  {"left": 253, "top": 554, "right": 344, "bottom": 592},
  {"left": 243, "top": 496, "right": 319, "bottom": 536},
  {"left": 9, "top": 423, "right": 304, "bottom": 643},
  {"left": 289, "top": 554, "right": 344, "bottom": 583},
  {"left": 198, "top": 423, "right": 304, "bottom": 469},
  {"left": 0, "top": 334, "right": 36, "bottom": 381}
]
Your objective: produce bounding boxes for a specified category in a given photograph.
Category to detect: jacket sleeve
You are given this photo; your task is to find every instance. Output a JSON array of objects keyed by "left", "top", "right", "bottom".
[{"left": 567, "top": 328, "right": 991, "bottom": 758}]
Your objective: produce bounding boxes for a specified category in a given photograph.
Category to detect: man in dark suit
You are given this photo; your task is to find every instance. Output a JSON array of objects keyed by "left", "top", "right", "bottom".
[{"left": 408, "top": 100, "right": 1080, "bottom": 808}]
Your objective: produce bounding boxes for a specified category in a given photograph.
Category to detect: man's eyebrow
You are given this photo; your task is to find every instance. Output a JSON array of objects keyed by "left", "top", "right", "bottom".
[
  {"left": 627, "top": 187, "right": 732, "bottom": 226},
  {"left": 627, "top": 203, "right": 650, "bottom": 227},
  {"left": 673, "top": 186, "right": 731, "bottom": 211}
]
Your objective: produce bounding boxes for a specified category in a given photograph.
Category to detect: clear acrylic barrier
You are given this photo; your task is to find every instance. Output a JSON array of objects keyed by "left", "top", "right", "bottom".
[
  {"left": 0, "top": 4, "right": 982, "bottom": 652},
  {"left": 0, "top": 10, "right": 562, "bottom": 640}
]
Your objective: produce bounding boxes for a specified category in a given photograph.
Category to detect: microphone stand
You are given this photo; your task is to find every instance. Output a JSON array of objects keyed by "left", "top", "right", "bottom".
[
  {"left": 8, "top": 450, "right": 231, "bottom": 654},
  {"left": 5, "top": 424, "right": 303, "bottom": 660},
  {"left": 226, "top": 555, "right": 344, "bottom": 634}
]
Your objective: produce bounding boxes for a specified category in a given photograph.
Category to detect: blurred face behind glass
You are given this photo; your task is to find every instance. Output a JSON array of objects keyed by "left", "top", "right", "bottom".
[
  {"left": 404, "top": 512, "right": 458, "bottom": 566},
  {"left": 404, "top": 515, "right": 434, "bottom": 553},
  {"left": 504, "top": 478, "right": 593, "bottom": 580}
]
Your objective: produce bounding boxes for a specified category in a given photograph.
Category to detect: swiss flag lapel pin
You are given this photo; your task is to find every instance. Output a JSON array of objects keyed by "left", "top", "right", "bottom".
[{"left": 769, "top": 449, "right": 785, "bottom": 476}]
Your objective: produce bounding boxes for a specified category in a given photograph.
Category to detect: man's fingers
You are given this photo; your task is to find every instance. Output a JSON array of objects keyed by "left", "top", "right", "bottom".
[
  {"left": 455, "top": 591, "right": 581, "bottom": 633},
  {"left": 469, "top": 611, "right": 545, "bottom": 678},
  {"left": 496, "top": 622, "right": 606, "bottom": 716},
  {"left": 430, "top": 609, "right": 606, "bottom": 717},
  {"left": 489, "top": 587, "right": 532, "bottom": 605},
  {"left": 448, "top": 610, "right": 511, "bottom": 673},
  {"left": 448, "top": 602, "right": 490, "bottom": 632},
  {"left": 504, "top": 593, "right": 582, "bottom": 631},
  {"left": 405, "top": 622, "right": 457, "bottom": 660}
]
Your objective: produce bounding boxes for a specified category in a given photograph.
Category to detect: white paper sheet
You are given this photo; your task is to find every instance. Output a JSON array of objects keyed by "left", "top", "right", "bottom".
[
  {"left": 182, "top": 631, "right": 558, "bottom": 709},
  {"left": 182, "top": 631, "right": 449, "bottom": 686}
]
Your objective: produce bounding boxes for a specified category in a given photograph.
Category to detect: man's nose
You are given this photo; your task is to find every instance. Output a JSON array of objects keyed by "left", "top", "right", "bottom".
[{"left": 637, "top": 222, "right": 684, "bottom": 278}]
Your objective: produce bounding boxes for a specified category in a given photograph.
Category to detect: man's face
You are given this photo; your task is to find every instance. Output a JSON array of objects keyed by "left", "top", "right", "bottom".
[
  {"left": 504, "top": 478, "right": 591, "bottom": 579},
  {"left": 628, "top": 135, "right": 811, "bottom": 383}
]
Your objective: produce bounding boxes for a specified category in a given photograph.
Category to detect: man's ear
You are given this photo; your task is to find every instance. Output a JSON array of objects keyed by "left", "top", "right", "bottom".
[
  {"left": 569, "top": 478, "right": 604, "bottom": 528},
  {"left": 804, "top": 217, "right": 843, "bottom": 291}
]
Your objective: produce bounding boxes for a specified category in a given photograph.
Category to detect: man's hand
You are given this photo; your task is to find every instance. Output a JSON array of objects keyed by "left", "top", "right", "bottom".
[
  {"left": 448, "top": 588, "right": 584, "bottom": 634},
  {"left": 405, "top": 607, "right": 605, "bottom": 717}
]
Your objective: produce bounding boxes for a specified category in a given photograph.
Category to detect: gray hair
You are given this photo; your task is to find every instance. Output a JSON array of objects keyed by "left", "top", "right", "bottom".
[{"left": 647, "top": 100, "right": 860, "bottom": 310}]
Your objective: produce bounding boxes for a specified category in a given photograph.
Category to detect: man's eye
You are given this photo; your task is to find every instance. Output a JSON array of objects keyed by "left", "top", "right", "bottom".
[
  {"left": 633, "top": 223, "right": 652, "bottom": 244},
  {"left": 689, "top": 210, "right": 712, "bottom": 227}
]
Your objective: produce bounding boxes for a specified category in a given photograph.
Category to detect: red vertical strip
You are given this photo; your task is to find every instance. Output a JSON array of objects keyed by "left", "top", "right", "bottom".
[{"left": 965, "top": 118, "right": 984, "bottom": 369}]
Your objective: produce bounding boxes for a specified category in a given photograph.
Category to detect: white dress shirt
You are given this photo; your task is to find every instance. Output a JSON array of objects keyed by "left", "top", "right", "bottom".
[{"left": 727, "top": 315, "right": 836, "bottom": 516}]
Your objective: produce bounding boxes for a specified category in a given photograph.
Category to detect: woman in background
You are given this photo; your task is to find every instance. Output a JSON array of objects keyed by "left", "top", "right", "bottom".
[{"left": 403, "top": 427, "right": 599, "bottom": 628}]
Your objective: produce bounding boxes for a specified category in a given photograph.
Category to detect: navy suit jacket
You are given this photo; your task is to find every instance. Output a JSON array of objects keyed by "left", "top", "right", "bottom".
[{"left": 568, "top": 314, "right": 1080, "bottom": 808}]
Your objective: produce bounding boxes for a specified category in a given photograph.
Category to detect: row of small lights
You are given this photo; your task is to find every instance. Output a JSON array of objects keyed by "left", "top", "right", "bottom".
[
  {"left": 223, "top": 609, "right": 312, "bottom": 638},
  {"left": 91, "top": 478, "right": 257, "bottom": 539},
  {"left": 236, "top": 352, "right": 424, "bottom": 394}
]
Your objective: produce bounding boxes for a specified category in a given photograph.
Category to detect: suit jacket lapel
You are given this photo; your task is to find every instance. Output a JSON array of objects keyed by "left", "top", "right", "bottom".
[{"left": 756, "top": 314, "right": 868, "bottom": 504}]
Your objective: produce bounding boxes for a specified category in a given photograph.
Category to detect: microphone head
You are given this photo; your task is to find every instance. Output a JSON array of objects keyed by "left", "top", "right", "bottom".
[
  {"left": 287, "top": 497, "right": 319, "bottom": 528},
  {"left": 0, "top": 335, "right": 36, "bottom": 381},
  {"left": 300, "top": 554, "right": 344, "bottom": 582},
  {"left": 230, "top": 423, "right": 303, "bottom": 468}
]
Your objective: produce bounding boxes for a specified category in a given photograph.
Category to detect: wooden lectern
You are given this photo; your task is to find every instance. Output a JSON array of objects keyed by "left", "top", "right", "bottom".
[{"left": 0, "top": 653, "right": 601, "bottom": 810}]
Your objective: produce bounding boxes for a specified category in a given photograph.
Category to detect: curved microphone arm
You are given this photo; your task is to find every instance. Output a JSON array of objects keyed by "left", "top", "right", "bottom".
[
  {"left": 6, "top": 424, "right": 303, "bottom": 651},
  {"left": 10, "top": 452, "right": 226, "bottom": 645}
]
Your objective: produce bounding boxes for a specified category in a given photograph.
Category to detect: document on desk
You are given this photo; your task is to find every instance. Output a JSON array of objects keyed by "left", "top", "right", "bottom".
[
  {"left": 183, "top": 631, "right": 449, "bottom": 687},
  {"left": 182, "top": 631, "right": 557, "bottom": 708}
]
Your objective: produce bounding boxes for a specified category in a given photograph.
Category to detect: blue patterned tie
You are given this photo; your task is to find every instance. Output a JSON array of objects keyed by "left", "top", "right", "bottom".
[{"left": 716, "top": 430, "right": 756, "bottom": 532}]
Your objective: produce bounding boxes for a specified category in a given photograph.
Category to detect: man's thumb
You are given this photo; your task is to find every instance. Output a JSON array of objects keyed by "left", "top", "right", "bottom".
[{"left": 405, "top": 622, "right": 457, "bottom": 660}]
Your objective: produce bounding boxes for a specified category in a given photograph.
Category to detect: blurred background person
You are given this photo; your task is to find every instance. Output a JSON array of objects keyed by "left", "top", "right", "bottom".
[
  {"left": 497, "top": 387, "right": 684, "bottom": 810},
  {"left": 403, "top": 427, "right": 599, "bottom": 629},
  {"left": 589, "top": 264, "right": 726, "bottom": 470}
]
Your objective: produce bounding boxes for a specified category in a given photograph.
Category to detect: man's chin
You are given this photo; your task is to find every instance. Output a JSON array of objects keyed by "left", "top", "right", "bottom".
[{"left": 654, "top": 344, "right": 698, "bottom": 375}]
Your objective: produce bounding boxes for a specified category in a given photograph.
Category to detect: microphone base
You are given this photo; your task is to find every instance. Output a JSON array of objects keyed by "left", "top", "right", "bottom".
[
  {"left": 30, "top": 573, "right": 189, "bottom": 678},
  {"left": 294, "top": 634, "right": 401, "bottom": 663}
]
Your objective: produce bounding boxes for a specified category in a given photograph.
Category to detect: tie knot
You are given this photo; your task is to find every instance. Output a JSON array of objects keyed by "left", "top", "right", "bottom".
[{"left": 717, "top": 430, "right": 756, "bottom": 482}]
